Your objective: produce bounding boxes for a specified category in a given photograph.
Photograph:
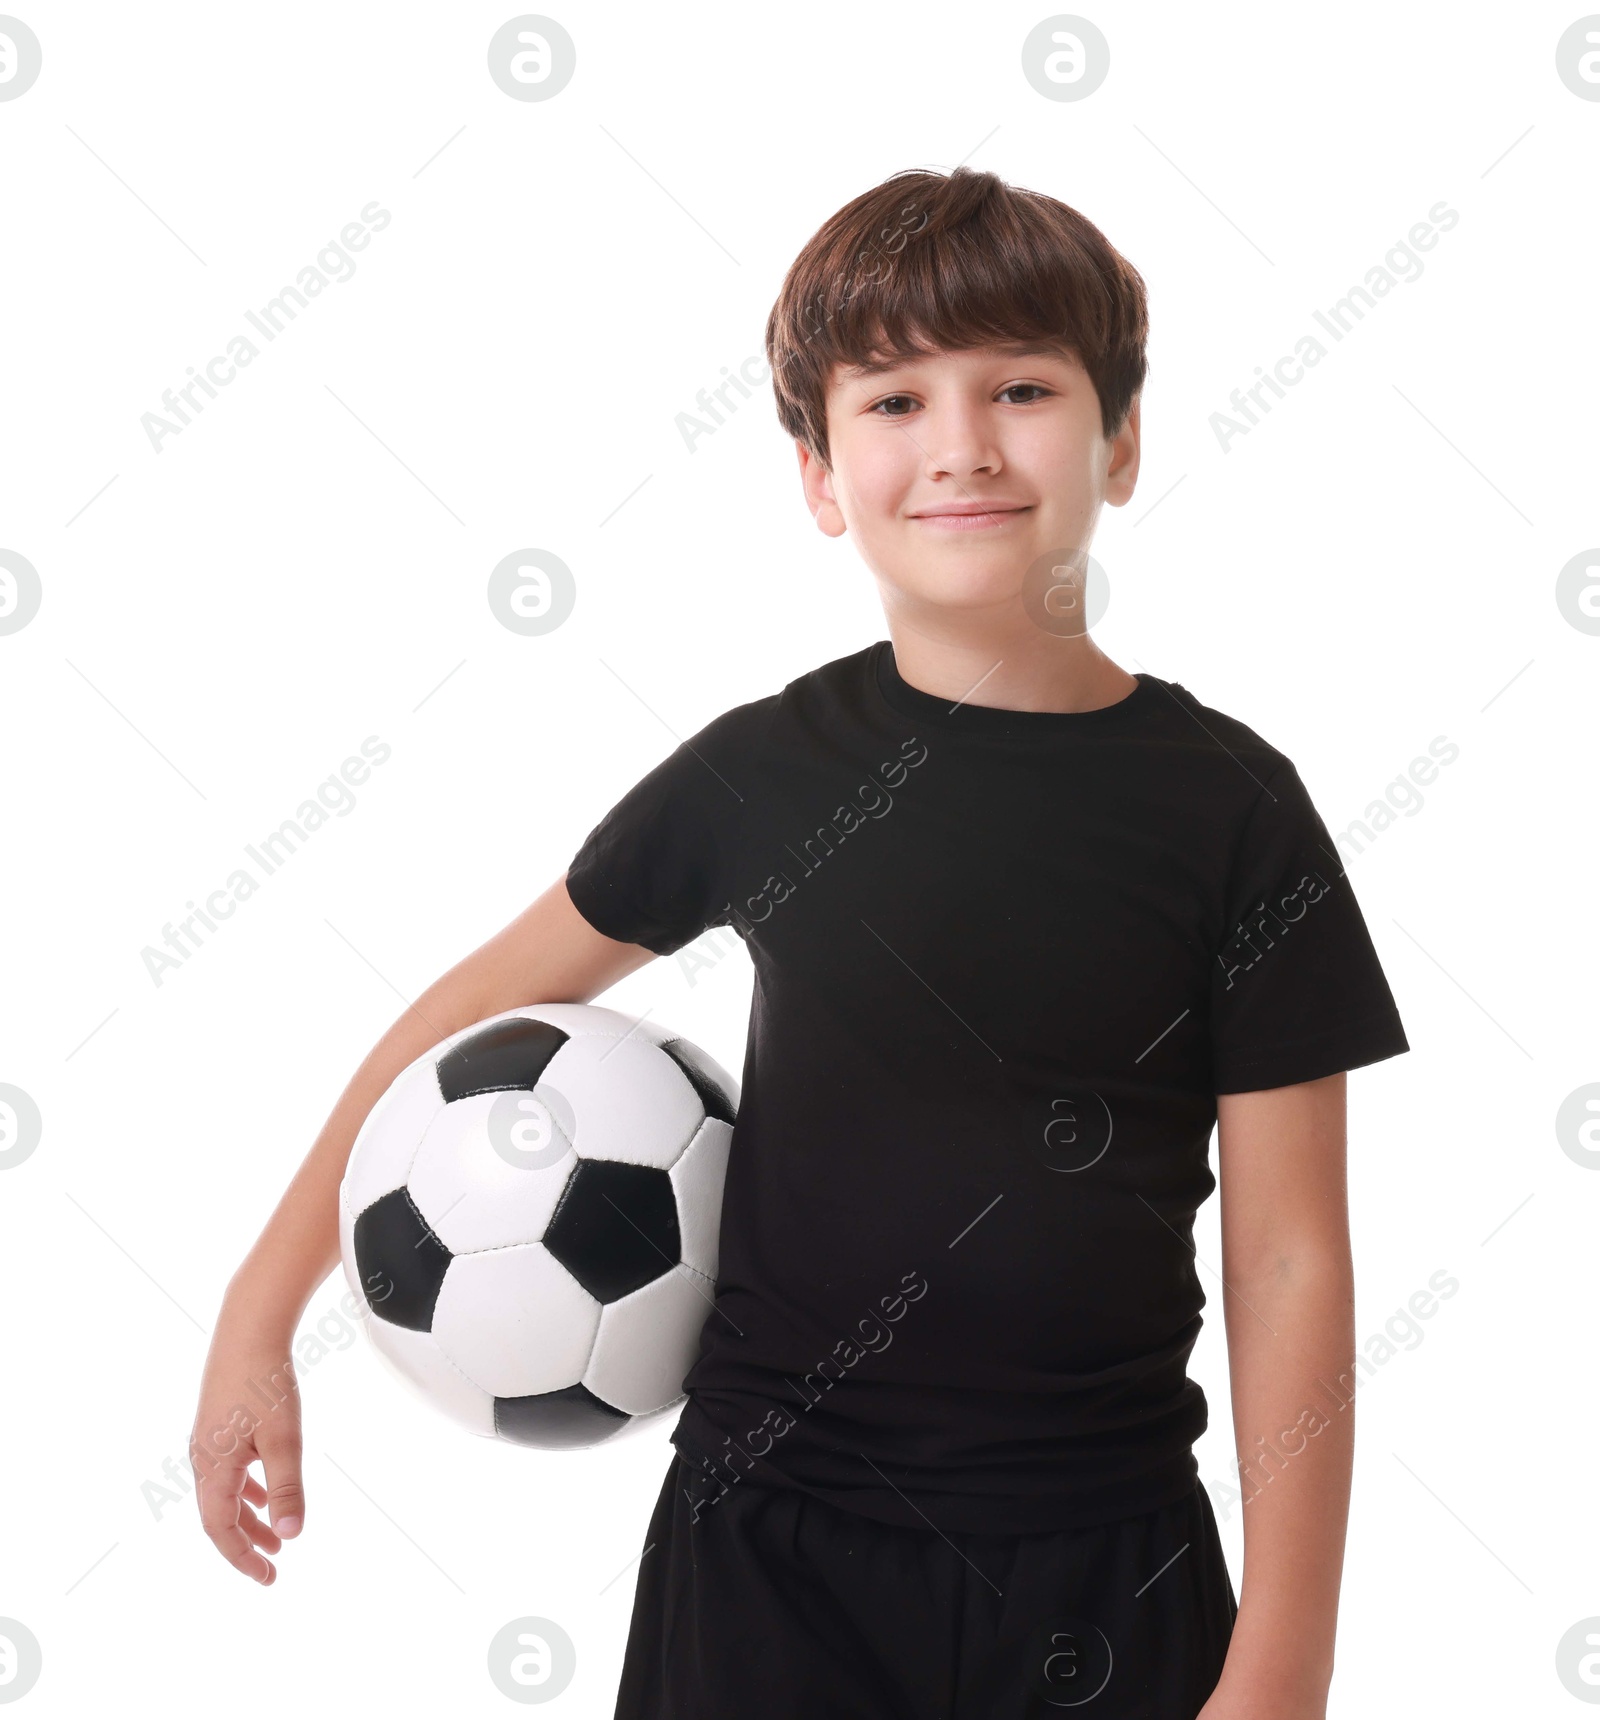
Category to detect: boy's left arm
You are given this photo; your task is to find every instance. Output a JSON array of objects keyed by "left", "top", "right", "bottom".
[{"left": 1198, "top": 1070, "right": 1355, "bottom": 1720}]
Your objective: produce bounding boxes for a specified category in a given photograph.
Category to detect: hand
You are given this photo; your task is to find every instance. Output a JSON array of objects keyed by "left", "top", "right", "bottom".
[{"left": 190, "top": 1300, "right": 306, "bottom": 1584}]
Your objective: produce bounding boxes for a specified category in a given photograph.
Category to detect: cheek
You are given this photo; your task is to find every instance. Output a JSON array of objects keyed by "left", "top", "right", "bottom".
[
  {"left": 834, "top": 435, "right": 915, "bottom": 516},
  {"left": 1010, "top": 414, "right": 1093, "bottom": 479},
  {"left": 1032, "top": 462, "right": 1102, "bottom": 534}
]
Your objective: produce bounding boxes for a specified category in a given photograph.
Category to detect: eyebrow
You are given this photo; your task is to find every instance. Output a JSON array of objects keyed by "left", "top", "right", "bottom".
[{"left": 838, "top": 340, "right": 1073, "bottom": 380}]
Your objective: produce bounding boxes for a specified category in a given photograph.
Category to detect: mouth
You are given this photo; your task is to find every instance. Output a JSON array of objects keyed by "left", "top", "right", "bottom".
[{"left": 909, "top": 504, "right": 1032, "bottom": 532}]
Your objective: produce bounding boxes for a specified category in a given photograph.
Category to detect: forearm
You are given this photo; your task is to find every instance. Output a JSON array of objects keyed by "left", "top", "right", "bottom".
[
  {"left": 222, "top": 981, "right": 477, "bottom": 1338},
  {"left": 1212, "top": 1246, "right": 1355, "bottom": 1711},
  {"left": 219, "top": 877, "right": 653, "bottom": 1340}
]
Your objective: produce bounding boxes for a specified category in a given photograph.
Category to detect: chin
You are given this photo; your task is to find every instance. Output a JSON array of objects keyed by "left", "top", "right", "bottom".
[
  {"left": 891, "top": 574, "right": 1026, "bottom": 613},
  {"left": 886, "top": 554, "right": 1030, "bottom": 604}
]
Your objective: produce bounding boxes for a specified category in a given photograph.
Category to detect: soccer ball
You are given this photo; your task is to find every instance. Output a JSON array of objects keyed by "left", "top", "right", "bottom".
[{"left": 337, "top": 1002, "right": 737, "bottom": 1449}]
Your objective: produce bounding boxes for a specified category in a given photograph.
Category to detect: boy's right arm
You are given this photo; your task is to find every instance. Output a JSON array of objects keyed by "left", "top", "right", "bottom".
[{"left": 191, "top": 874, "right": 655, "bottom": 1584}]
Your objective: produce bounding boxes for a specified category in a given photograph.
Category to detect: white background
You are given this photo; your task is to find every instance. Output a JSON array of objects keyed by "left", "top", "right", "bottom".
[{"left": 2, "top": 1, "right": 1597, "bottom": 1714}]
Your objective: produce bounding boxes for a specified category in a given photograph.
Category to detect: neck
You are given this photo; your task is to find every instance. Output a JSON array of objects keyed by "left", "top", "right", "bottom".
[{"left": 882, "top": 621, "right": 1139, "bottom": 717}]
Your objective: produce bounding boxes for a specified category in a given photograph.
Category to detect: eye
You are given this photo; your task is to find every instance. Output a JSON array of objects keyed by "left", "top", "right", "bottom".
[
  {"left": 999, "top": 383, "right": 1053, "bottom": 405},
  {"left": 867, "top": 393, "right": 919, "bottom": 418}
]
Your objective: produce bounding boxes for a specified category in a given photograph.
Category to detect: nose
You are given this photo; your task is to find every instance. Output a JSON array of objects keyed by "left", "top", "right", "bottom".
[{"left": 914, "top": 396, "right": 1003, "bottom": 482}]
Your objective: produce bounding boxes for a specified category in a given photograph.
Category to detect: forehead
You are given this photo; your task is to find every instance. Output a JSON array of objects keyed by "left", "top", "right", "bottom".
[{"left": 831, "top": 339, "right": 1080, "bottom": 387}]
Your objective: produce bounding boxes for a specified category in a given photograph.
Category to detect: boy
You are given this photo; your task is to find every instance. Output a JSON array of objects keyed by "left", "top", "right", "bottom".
[{"left": 194, "top": 167, "right": 1409, "bottom": 1720}]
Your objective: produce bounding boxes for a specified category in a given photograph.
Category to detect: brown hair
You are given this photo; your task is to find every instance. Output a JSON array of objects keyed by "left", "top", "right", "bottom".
[{"left": 765, "top": 165, "right": 1149, "bottom": 469}]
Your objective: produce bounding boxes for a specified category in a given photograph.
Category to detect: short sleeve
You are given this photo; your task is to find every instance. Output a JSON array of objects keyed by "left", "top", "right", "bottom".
[
  {"left": 1209, "top": 757, "right": 1410, "bottom": 1093},
  {"left": 563, "top": 701, "right": 768, "bottom": 958}
]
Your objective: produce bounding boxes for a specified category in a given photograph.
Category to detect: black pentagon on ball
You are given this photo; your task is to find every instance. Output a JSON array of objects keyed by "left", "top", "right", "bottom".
[
  {"left": 543, "top": 1158, "right": 681, "bottom": 1302},
  {"left": 494, "top": 1382, "right": 633, "bottom": 1447},
  {"left": 353, "top": 1188, "right": 453, "bottom": 1332},
  {"left": 435, "top": 1015, "right": 568, "bottom": 1102}
]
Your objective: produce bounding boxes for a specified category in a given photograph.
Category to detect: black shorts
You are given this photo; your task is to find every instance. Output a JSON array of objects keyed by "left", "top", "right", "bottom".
[{"left": 613, "top": 1443, "right": 1238, "bottom": 1720}]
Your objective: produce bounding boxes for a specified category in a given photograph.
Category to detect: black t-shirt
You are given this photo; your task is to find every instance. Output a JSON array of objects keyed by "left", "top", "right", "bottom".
[{"left": 564, "top": 640, "right": 1409, "bottom": 1534}]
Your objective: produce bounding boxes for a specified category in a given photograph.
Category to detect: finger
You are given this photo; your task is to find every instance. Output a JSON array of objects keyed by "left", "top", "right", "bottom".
[
  {"left": 256, "top": 1426, "right": 305, "bottom": 1540},
  {"left": 236, "top": 1500, "right": 284, "bottom": 1555},
  {"left": 193, "top": 1446, "right": 277, "bottom": 1584}
]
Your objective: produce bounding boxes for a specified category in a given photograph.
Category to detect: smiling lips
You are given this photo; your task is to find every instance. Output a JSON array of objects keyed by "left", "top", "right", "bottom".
[
  {"left": 901, "top": 502, "right": 1032, "bottom": 529},
  {"left": 909, "top": 502, "right": 1032, "bottom": 531}
]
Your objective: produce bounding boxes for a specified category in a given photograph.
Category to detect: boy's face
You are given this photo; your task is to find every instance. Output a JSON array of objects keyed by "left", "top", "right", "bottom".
[{"left": 798, "top": 340, "right": 1139, "bottom": 622}]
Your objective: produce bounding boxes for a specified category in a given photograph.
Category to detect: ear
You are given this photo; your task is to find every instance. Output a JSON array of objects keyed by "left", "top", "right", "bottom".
[
  {"left": 796, "top": 440, "right": 848, "bottom": 539},
  {"left": 1103, "top": 395, "right": 1141, "bottom": 509}
]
